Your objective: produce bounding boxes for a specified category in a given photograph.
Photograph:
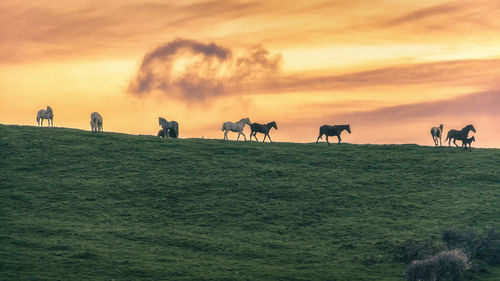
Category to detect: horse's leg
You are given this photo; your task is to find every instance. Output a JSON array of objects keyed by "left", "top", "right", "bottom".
[
  {"left": 241, "top": 132, "right": 247, "bottom": 141},
  {"left": 254, "top": 133, "right": 259, "bottom": 142},
  {"left": 316, "top": 133, "right": 323, "bottom": 144},
  {"left": 439, "top": 137, "right": 442, "bottom": 146},
  {"left": 453, "top": 139, "right": 459, "bottom": 147},
  {"left": 262, "top": 134, "right": 267, "bottom": 142},
  {"left": 267, "top": 134, "right": 273, "bottom": 143},
  {"left": 237, "top": 132, "right": 241, "bottom": 141},
  {"left": 337, "top": 135, "right": 342, "bottom": 144},
  {"left": 326, "top": 136, "right": 330, "bottom": 146}
]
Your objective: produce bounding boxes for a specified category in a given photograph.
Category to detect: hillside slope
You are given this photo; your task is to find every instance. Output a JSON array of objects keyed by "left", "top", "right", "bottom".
[{"left": 1, "top": 124, "right": 499, "bottom": 280}]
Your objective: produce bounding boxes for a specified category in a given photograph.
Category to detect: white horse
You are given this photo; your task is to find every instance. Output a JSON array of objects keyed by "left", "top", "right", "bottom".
[
  {"left": 221, "top": 117, "right": 251, "bottom": 141},
  {"left": 90, "top": 112, "right": 103, "bottom": 132},
  {"left": 430, "top": 124, "right": 443, "bottom": 146},
  {"left": 36, "top": 106, "right": 54, "bottom": 127}
]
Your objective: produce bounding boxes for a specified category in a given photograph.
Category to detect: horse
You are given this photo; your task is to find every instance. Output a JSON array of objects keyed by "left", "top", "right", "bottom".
[
  {"left": 157, "top": 129, "right": 167, "bottom": 138},
  {"left": 90, "top": 112, "right": 103, "bottom": 132},
  {"left": 159, "top": 117, "right": 179, "bottom": 138},
  {"left": 250, "top": 121, "right": 277, "bottom": 143},
  {"left": 316, "top": 124, "right": 351, "bottom": 145},
  {"left": 462, "top": 136, "right": 475, "bottom": 151},
  {"left": 36, "top": 106, "right": 54, "bottom": 127},
  {"left": 445, "top": 124, "right": 476, "bottom": 147},
  {"left": 430, "top": 124, "right": 443, "bottom": 146},
  {"left": 221, "top": 117, "right": 251, "bottom": 141}
]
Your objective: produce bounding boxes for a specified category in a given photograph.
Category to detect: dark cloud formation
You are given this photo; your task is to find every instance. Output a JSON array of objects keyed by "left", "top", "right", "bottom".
[{"left": 128, "top": 38, "right": 281, "bottom": 101}]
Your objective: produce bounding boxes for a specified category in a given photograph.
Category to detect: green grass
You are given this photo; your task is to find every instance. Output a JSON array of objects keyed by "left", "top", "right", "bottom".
[{"left": 1, "top": 124, "right": 499, "bottom": 280}]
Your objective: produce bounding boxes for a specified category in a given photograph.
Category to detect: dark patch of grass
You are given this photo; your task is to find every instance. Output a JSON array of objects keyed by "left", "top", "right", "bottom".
[{"left": 1, "top": 124, "right": 500, "bottom": 280}]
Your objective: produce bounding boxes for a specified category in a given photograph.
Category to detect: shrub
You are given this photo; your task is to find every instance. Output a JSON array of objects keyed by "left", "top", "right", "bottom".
[
  {"left": 441, "top": 227, "right": 482, "bottom": 258},
  {"left": 405, "top": 249, "right": 470, "bottom": 281},
  {"left": 393, "top": 239, "right": 444, "bottom": 263},
  {"left": 442, "top": 226, "right": 500, "bottom": 264}
]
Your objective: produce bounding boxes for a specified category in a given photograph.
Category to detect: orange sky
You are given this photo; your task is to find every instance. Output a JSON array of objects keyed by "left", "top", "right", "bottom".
[{"left": 1, "top": 0, "right": 500, "bottom": 147}]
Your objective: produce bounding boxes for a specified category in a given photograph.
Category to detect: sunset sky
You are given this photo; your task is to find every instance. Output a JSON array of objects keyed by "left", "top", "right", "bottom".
[{"left": 1, "top": 0, "right": 500, "bottom": 146}]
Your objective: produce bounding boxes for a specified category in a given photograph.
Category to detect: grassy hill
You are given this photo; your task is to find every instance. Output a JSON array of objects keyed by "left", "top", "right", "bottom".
[{"left": 1, "top": 124, "right": 499, "bottom": 280}]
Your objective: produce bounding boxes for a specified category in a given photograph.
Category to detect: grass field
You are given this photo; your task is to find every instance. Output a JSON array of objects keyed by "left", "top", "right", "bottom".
[{"left": 1, "top": 124, "right": 499, "bottom": 280}]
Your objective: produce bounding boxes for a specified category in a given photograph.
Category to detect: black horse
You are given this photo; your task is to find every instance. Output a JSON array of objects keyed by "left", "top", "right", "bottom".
[
  {"left": 462, "top": 136, "right": 475, "bottom": 151},
  {"left": 159, "top": 117, "right": 179, "bottom": 138},
  {"left": 316, "top": 124, "right": 351, "bottom": 145},
  {"left": 445, "top": 124, "right": 475, "bottom": 148},
  {"left": 250, "top": 121, "right": 278, "bottom": 143}
]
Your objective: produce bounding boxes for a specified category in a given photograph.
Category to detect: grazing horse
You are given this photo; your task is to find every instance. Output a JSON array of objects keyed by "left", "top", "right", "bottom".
[
  {"left": 90, "top": 112, "right": 103, "bottom": 132},
  {"left": 250, "top": 121, "right": 278, "bottom": 143},
  {"left": 462, "top": 136, "right": 475, "bottom": 151},
  {"left": 445, "top": 124, "right": 476, "bottom": 147},
  {"left": 221, "top": 117, "right": 251, "bottom": 141},
  {"left": 159, "top": 117, "right": 179, "bottom": 138},
  {"left": 430, "top": 124, "right": 443, "bottom": 146},
  {"left": 36, "top": 106, "right": 54, "bottom": 127},
  {"left": 316, "top": 124, "right": 351, "bottom": 145},
  {"left": 157, "top": 129, "right": 167, "bottom": 138}
]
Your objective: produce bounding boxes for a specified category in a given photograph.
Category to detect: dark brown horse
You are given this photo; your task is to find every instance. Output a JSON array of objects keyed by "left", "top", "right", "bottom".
[
  {"left": 445, "top": 124, "right": 476, "bottom": 147},
  {"left": 462, "top": 136, "right": 475, "bottom": 151},
  {"left": 250, "top": 121, "right": 277, "bottom": 143},
  {"left": 316, "top": 124, "right": 351, "bottom": 145}
]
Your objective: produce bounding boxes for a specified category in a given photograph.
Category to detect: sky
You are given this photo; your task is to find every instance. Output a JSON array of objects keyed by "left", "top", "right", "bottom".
[{"left": 1, "top": 0, "right": 499, "bottom": 147}]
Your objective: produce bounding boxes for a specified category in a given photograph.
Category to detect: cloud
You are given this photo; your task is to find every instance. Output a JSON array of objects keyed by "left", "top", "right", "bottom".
[
  {"left": 129, "top": 39, "right": 500, "bottom": 103},
  {"left": 384, "top": 3, "right": 461, "bottom": 26},
  {"left": 324, "top": 90, "right": 500, "bottom": 125},
  {"left": 261, "top": 58, "right": 500, "bottom": 94},
  {"left": 128, "top": 38, "right": 281, "bottom": 101}
]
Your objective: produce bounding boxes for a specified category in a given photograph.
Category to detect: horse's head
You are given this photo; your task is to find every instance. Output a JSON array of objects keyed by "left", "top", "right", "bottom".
[
  {"left": 439, "top": 124, "right": 443, "bottom": 131},
  {"left": 159, "top": 117, "right": 166, "bottom": 127},
  {"left": 346, "top": 124, "right": 351, "bottom": 134},
  {"left": 468, "top": 124, "right": 476, "bottom": 133},
  {"left": 470, "top": 136, "right": 475, "bottom": 142},
  {"left": 244, "top": 117, "right": 251, "bottom": 125},
  {"left": 270, "top": 121, "right": 278, "bottom": 130},
  {"left": 46, "top": 106, "right": 52, "bottom": 112}
]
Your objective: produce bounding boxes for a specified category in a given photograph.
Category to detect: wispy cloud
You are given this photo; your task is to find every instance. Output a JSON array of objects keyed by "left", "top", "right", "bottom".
[
  {"left": 384, "top": 3, "right": 462, "bottom": 26},
  {"left": 334, "top": 90, "right": 500, "bottom": 124},
  {"left": 270, "top": 58, "right": 500, "bottom": 93}
]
